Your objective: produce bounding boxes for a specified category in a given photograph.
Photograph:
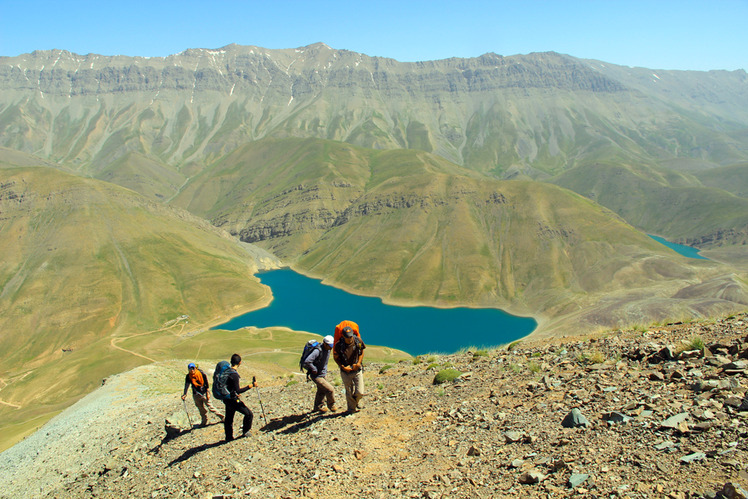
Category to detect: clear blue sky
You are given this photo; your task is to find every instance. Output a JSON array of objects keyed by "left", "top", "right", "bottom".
[{"left": 1, "top": 0, "right": 746, "bottom": 71}]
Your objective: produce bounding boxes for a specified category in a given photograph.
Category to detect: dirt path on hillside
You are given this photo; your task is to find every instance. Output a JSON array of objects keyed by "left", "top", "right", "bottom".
[
  {"left": 0, "top": 372, "right": 34, "bottom": 410},
  {"left": 109, "top": 321, "right": 187, "bottom": 363}
]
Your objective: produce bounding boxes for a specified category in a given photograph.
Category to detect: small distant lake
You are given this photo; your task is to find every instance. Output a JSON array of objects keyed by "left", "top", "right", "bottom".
[
  {"left": 649, "top": 235, "right": 708, "bottom": 260},
  {"left": 212, "top": 268, "right": 537, "bottom": 355}
]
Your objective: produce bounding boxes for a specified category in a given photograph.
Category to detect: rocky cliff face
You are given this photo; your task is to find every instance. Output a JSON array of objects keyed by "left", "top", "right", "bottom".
[
  {"left": 0, "top": 45, "right": 626, "bottom": 96},
  {"left": 1, "top": 44, "right": 747, "bottom": 176}
]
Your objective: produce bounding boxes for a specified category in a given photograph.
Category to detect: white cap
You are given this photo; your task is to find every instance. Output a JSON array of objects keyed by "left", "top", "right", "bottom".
[{"left": 323, "top": 335, "right": 334, "bottom": 346}]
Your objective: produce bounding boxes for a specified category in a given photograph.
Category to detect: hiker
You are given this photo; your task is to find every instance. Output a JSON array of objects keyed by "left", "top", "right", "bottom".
[
  {"left": 181, "top": 362, "right": 224, "bottom": 426},
  {"left": 333, "top": 325, "right": 366, "bottom": 413},
  {"left": 302, "top": 335, "right": 337, "bottom": 413},
  {"left": 220, "top": 353, "right": 258, "bottom": 441}
]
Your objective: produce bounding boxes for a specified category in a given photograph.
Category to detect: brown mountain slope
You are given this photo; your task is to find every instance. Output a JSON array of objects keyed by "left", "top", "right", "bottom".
[
  {"left": 0, "top": 165, "right": 271, "bottom": 450},
  {"left": 170, "top": 138, "right": 748, "bottom": 336}
]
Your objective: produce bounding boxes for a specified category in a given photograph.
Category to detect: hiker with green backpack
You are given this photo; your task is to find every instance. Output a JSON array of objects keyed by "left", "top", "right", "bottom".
[
  {"left": 212, "top": 353, "right": 258, "bottom": 441},
  {"left": 300, "top": 335, "right": 337, "bottom": 413}
]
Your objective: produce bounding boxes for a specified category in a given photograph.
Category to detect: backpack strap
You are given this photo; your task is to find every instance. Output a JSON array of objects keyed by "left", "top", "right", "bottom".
[{"left": 336, "top": 337, "right": 363, "bottom": 367}]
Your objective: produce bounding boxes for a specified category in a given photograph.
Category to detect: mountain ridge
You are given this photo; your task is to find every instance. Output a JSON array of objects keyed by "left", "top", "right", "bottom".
[
  {"left": 3, "top": 44, "right": 746, "bottom": 252},
  {"left": 2, "top": 43, "right": 746, "bottom": 176}
]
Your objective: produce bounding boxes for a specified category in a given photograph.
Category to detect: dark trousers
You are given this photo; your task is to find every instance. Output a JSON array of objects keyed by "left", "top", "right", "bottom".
[{"left": 223, "top": 398, "right": 253, "bottom": 440}]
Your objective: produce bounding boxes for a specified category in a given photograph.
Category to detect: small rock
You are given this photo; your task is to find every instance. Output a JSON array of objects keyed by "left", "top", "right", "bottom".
[
  {"left": 603, "top": 411, "right": 633, "bottom": 424},
  {"left": 518, "top": 471, "right": 546, "bottom": 484},
  {"left": 670, "top": 370, "right": 685, "bottom": 379},
  {"left": 654, "top": 440, "right": 676, "bottom": 451},
  {"left": 552, "top": 459, "right": 569, "bottom": 472},
  {"left": 719, "top": 482, "right": 748, "bottom": 499},
  {"left": 680, "top": 452, "right": 707, "bottom": 464},
  {"left": 724, "top": 396, "right": 743, "bottom": 409},
  {"left": 562, "top": 408, "right": 590, "bottom": 428},
  {"left": 164, "top": 419, "right": 182, "bottom": 439},
  {"left": 569, "top": 473, "right": 589, "bottom": 489},
  {"left": 649, "top": 371, "right": 666, "bottom": 382},
  {"left": 722, "top": 360, "right": 748, "bottom": 371},
  {"left": 660, "top": 412, "right": 689, "bottom": 429},
  {"left": 504, "top": 430, "right": 524, "bottom": 443}
]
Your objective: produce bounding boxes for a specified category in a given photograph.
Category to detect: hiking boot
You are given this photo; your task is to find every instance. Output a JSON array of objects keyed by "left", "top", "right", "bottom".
[
  {"left": 329, "top": 405, "right": 339, "bottom": 412},
  {"left": 315, "top": 407, "right": 328, "bottom": 413}
]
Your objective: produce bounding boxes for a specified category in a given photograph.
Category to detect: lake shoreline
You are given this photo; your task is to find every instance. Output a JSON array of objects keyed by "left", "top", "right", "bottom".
[{"left": 212, "top": 266, "right": 538, "bottom": 355}]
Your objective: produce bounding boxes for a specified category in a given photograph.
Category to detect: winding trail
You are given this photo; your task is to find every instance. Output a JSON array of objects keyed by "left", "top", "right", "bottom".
[{"left": 109, "top": 321, "right": 187, "bottom": 363}]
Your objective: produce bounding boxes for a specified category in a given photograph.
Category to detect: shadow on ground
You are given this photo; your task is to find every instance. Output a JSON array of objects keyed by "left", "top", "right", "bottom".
[{"left": 261, "top": 411, "right": 349, "bottom": 434}]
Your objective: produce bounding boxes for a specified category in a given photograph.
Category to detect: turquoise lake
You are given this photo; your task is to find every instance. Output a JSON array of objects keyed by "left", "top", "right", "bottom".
[
  {"left": 648, "top": 235, "right": 708, "bottom": 260},
  {"left": 212, "top": 268, "right": 537, "bottom": 355}
]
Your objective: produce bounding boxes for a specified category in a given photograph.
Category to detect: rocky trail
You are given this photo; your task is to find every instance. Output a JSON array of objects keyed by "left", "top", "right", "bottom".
[{"left": 2, "top": 312, "right": 748, "bottom": 498}]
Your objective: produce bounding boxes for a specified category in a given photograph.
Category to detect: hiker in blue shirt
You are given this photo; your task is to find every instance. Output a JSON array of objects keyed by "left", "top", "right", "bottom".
[{"left": 302, "top": 335, "right": 337, "bottom": 413}]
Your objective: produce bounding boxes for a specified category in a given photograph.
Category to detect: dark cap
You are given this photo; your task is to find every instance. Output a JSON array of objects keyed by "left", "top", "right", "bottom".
[{"left": 342, "top": 326, "right": 354, "bottom": 338}]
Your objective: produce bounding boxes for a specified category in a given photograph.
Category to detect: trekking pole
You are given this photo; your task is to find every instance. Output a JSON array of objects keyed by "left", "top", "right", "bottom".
[
  {"left": 182, "top": 398, "right": 193, "bottom": 428},
  {"left": 253, "top": 376, "right": 268, "bottom": 425}
]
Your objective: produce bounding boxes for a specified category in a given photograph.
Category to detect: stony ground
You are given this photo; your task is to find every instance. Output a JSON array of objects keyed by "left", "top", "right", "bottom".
[{"left": 2, "top": 312, "right": 748, "bottom": 498}]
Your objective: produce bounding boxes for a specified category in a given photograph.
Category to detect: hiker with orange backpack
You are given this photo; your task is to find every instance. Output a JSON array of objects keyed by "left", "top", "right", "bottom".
[
  {"left": 181, "top": 362, "right": 224, "bottom": 426},
  {"left": 332, "top": 322, "right": 366, "bottom": 414}
]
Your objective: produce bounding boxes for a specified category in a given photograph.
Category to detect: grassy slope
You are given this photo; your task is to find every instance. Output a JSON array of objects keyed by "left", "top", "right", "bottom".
[
  {"left": 549, "top": 161, "right": 748, "bottom": 246},
  {"left": 171, "top": 137, "right": 748, "bottom": 337},
  {"left": 0, "top": 161, "right": 410, "bottom": 452},
  {"left": 0, "top": 166, "right": 270, "bottom": 450},
  {"left": 117, "top": 327, "right": 409, "bottom": 375},
  {"left": 694, "top": 162, "right": 748, "bottom": 199}
]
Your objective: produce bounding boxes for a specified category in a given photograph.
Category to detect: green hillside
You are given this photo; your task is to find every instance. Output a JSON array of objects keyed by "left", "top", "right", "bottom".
[
  {"left": 550, "top": 161, "right": 748, "bottom": 246},
  {"left": 170, "top": 137, "right": 748, "bottom": 335},
  {"left": 694, "top": 162, "right": 748, "bottom": 199},
  {"left": 0, "top": 165, "right": 270, "bottom": 449}
]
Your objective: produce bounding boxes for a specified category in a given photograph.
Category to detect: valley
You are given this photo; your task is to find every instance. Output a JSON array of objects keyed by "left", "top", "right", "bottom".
[{"left": 0, "top": 44, "right": 747, "bottom": 455}]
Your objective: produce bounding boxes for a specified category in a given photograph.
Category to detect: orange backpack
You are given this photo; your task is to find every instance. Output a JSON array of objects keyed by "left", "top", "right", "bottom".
[{"left": 333, "top": 320, "right": 361, "bottom": 345}]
